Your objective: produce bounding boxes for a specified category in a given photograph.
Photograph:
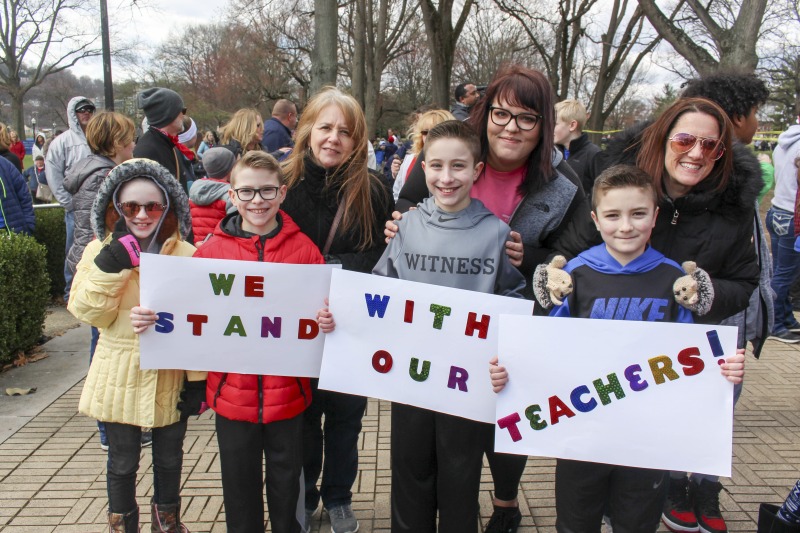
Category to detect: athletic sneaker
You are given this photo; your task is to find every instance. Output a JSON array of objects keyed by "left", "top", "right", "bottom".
[
  {"left": 304, "top": 507, "right": 315, "bottom": 532},
  {"left": 141, "top": 430, "right": 153, "bottom": 447},
  {"left": 662, "top": 476, "right": 699, "bottom": 532},
  {"left": 485, "top": 505, "right": 522, "bottom": 533},
  {"left": 692, "top": 479, "right": 727, "bottom": 533},
  {"left": 770, "top": 330, "right": 800, "bottom": 343},
  {"left": 328, "top": 503, "right": 358, "bottom": 533},
  {"left": 785, "top": 321, "right": 800, "bottom": 333}
]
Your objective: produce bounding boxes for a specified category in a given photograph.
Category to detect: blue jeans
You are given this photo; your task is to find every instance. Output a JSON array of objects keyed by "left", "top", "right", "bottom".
[
  {"left": 303, "top": 379, "right": 366, "bottom": 510},
  {"left": 89, "top": 327, "right": 107, "bottom": 445},
  {"left": 105, "top": 420, "right": 187, "bottom": 513},
  {"left": 767, "top": 207, "right": 800, "bottom": 333},
  {"left": 63, "top": 210, "right": 75, "bottom": 302}
]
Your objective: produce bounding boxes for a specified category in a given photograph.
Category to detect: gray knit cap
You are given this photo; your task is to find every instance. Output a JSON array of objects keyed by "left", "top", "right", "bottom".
[
  {"left": 202, "top": 147, "right": 236, "bottom": 179},
  {"left": 137, "top": 87, "right": 184, "bottom": 129}
]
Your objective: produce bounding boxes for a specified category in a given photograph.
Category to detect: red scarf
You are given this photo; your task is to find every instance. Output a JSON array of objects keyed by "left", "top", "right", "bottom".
[{"left": 156, "top": 127, "right": 195, "bottom": 161}]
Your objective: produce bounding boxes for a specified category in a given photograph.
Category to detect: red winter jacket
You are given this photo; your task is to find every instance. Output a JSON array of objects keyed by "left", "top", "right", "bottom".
[
  {"left": 188, "top": 177, "right": 230, "bottom": 244},
  {"left": 193, "top": 210, "right": 324, "bottom": 423}
]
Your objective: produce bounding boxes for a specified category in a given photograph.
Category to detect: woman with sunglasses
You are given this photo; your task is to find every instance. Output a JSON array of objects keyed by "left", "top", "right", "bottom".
[
  {"left": 69, "top": 159, "right": 206, "bottom": 532},
  {"left": 594, "top": 97, "right": 759, "bottom": 533},
  {"left": 393, "top": 64, "right": 596, "bottom": 533}
]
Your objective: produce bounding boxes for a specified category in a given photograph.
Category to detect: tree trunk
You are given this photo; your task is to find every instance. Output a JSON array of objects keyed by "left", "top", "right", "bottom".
[
  {"left": 420, "top": 0, "right": 473, "bottom": 109},
  {"left": 311, "top": 0, "right": 339, "bottom": 95},
  {"left": 10, "top": 88, "right": 25, "bottom": 140}
]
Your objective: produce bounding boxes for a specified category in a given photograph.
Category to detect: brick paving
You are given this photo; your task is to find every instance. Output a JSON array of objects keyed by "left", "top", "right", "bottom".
[{"left": 0, "top": 327, "right": 798, "bottom": 532}]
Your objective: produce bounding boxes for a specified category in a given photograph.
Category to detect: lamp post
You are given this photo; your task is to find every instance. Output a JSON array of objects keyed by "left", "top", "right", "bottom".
[{"left": 31, "top": 117, "right": 36, "bottom": 139}]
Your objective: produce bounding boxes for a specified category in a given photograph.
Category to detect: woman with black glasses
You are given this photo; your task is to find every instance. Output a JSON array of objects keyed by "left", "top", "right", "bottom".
[{"left": 391, "top": 64, "right": 597, "bottom": 533}]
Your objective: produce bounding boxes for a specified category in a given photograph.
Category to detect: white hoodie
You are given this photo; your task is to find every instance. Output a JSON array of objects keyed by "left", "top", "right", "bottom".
[{"left": 45, "top": 96, "right": 93, "bottom": 212}]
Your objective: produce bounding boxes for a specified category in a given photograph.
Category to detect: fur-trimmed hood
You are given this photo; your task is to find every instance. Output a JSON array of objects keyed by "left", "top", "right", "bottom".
[
  {"left": 598, "top": 121, "right": 763, "bottom": 220},
  {"left": 91, "top": 157, "right": 192, "bottom": 240}
]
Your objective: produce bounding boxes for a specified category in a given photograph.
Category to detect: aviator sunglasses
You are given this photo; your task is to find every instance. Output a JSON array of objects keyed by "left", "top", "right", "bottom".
[
  {"left": 117, "top": 201, "right": 167, "bottom": 218},
  {"left": 668, "top": 133, "right": 725, "bottom": 161}
]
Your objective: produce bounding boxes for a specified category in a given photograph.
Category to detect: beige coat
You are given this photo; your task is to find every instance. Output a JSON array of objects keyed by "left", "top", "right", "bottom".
[{"left": 70, "top": 235, "right": 205, "bottom": 428}]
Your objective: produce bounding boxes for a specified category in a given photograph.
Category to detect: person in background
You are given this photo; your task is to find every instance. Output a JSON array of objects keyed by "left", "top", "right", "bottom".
[
  {"left": 197, "top": 131, "right": 215, "bottom": 159},
  {"left": 189, "top": 147, "right": 237, "bottom": 245},
  {"left": 23, "top": 155, "right": 46, "bottom": 200},
  {"left": 757, "top": 153, "right": 774, "bottom": 202},
  {"left": 0, "top": 122, "right": 24, "bottom": 171},
  {"left": 45, "top": 96, "right": 95, "bottom": 302},
  {"left": 262, "top": 99, "right": 298, "bottom": 155},
  {"left": 554, "top": 99, "right": 600, "bottom": 198},
  {"left": 220, "top": 108, "right": 265, "bottom": 158},
  {"left": 133, "top": 87, "right": 191, "bottom": 191},
  {"left": 9, "top": 130, "right": 26, "bottom": 162},
  {"left": 178, "top": 116, "right": 200, "bottom": 186},
  {"left": 0, "top": 153, "right": 34, "bottom": 235},
  {"left": 32, "top": 134, "right": 46, "bottom": 159},
  {"left": 64, "top": 111, "right": 141, "bottom": 453},
  {"left": 451, "top": 82, "right": 480, "bottom": 121}
]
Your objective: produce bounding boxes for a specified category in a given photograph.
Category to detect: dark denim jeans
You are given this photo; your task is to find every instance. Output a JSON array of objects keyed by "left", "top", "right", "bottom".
[
  {"left": 105, "top": 420, "right": 186, "bottom": 513},
  {"left": 303, "top": 379, "right": 366, "bottom": 511},
  {"left": 89, "top": 326, "right": 107, "bottom": 445},
  {"left": 767, "top": 207, "right": 800, "bottom": 333}
]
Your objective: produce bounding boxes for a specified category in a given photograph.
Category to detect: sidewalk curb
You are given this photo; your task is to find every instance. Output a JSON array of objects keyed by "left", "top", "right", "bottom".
[{"left": 0, "top": 323, "right": 89, "bottom": 444}]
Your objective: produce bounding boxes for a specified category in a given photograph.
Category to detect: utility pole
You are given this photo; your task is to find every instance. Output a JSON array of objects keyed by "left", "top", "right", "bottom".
[{"left": 100, "top": 0, "right": 114, "bottom": 110}]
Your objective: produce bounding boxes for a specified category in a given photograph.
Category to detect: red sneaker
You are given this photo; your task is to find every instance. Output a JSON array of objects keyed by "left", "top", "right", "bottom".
[
  {"left": 662, "top": 476, "right": 700, "bottom": 532},
  {"left": 692, "top": 479, "right": 728, "bottom": 533}
]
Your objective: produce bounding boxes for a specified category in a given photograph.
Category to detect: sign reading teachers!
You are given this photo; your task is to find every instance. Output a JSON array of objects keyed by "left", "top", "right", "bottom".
[
  {"left": 138, "top": 254, "right": 338, "bottom": 377},
  {"left": 318, "top": 269, "right": 534, "bottom": 423},
  {"left": 495, "top": 316, "right": 737, "bottom": 476}
]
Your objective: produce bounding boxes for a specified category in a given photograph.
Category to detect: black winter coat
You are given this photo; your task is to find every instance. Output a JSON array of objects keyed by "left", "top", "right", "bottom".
[
  {"left": 133, "top": 127, "right": 190, "bottom": 192},
  {"left": 281, "top": 155, "right": 394, "bottom": 273},
  {"left": 594, "top": 123, "right": 761, "bottom": 324},
  {"left": 558, "top": 132, "right": 600, "bottom": 198}
]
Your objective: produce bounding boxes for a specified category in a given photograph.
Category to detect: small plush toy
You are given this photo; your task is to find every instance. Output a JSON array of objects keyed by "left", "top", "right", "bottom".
[
  {"left": 533, "top": 255, "right": 573, "bottom": 309},
  {"left": 673, "top": 261, "right": 714, "bottom": 315}
]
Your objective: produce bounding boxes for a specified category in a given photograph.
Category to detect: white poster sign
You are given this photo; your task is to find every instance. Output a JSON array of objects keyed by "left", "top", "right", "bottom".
[
  {"left": 495, "top": 315, "right": 736, "bottom": 476},
  {"left": 139, "top": 254, "right": 337, "bottom": 377},
  {"left": 318, "top": 269, "right": 534, "bottom": 423}
]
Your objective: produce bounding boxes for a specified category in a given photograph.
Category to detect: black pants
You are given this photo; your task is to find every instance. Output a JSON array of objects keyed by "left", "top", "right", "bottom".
[
  {"left": 217, "top": 413, "right": 304, "bottom": 533},
  {"left": 105, "top": 420, "right": 186, "bottom": 514},
  {"left": 303, "top": 379, "right": 367, "bottom": 510},
  {"left": 486, "top": 444, "right": 528, "bottom": 501},
  {"left": 555, "top": 459, "right": 667, "bottom": 533},
  {"left": 390, "top": 402, "right": 485, "bottom": 533}
]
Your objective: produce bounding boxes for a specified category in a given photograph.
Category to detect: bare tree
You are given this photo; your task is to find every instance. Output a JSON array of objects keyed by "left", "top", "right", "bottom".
[
  {"left": 0, "top": 0, "right": 102, "bottom": 136},
  {"left": 419, "top": 0, "right": 475, "bottom": 108},
  {"left": 637, "top": 0, "right": 768, "bottom": 75}
]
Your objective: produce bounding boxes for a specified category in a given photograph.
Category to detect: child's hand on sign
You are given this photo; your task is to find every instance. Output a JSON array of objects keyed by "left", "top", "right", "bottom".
[
  {"left": 720, "top": 348, "right": 745, "bottom": 384},
  {"left": 489, "top": 355, "right": 509, "bottom": 393},
  {"left": 131, "top": 306, "right": 157, "bottom": 334},
  {"left": 317, "top": 298, "right": 336, "bottom": 334}
]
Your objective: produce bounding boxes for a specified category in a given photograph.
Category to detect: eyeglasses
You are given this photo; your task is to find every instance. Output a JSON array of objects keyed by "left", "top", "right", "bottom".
[
  {"left": 489, "top": 106, "right": 542, "bottom": 131},
  {"left": 233, "top": 186, "right": 280, "bottom": 201},
  {"left": 76, "top": 107, "right": 95, "bottom": 114},
  {"left": 668, "top": 133, "right": 725, "bottom": 161},
  {"left": 117, "top": 201, "right": 167, "bottom": 218}
]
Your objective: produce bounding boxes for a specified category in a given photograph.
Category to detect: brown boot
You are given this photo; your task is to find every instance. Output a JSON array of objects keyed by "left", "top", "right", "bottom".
[
  {"left": 108, "top": 507, "right": 139, "bottom": 532},
  {"left": 150, "top": 500, "right": 189, "bottom": 533}
]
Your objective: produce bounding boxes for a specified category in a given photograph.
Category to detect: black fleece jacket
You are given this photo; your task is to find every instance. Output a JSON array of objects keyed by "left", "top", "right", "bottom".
[
  {"left": 592, "top": 122, "right": 762, "bottom": 324},
  {"left": 281, "top": 156, "right": 394, "bottom": 273}
]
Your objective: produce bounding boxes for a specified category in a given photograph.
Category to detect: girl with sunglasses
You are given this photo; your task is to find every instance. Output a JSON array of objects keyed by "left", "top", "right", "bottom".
[
  {"left": 594, "top": 97, "right": 760, "bottom": 533},
  {"left": 68, "top": 159, "right": 206, "bottom": 532}
]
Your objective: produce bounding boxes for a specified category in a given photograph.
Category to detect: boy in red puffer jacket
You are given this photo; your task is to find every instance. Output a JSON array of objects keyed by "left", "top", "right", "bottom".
[
  {"left": 188, "top": 147, "right": 236, "bottom": 245},
  {"left": 193, "top": 151, "right": 324, "bottom": 533}
]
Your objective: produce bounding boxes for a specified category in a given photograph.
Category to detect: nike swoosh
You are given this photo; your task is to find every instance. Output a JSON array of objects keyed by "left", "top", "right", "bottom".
[
  {"left": 438, "top": 215, "right": 458, "bottom": 222},
  {"left": 653, "top": 478, "right": 663, "bottom": 490}
]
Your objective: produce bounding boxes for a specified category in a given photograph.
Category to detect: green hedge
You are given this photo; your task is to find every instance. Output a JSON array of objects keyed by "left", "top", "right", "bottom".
[
  {"left": 33, "top": 206, "right": 66, "bottom": 297},
  {"left": 0, "top": 232, "right": 50, "bottom": 364}
]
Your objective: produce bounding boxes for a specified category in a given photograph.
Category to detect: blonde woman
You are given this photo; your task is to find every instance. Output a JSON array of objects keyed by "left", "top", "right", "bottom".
[
  {"left": 0, "top": 123, "right": 23, "bottom": 171},
  {"left": 391, "top": 109, "right": 455, "bottom": 201},
  {"left": 280, "top": 87, "right": 393, "bottom": 533},
  {"left": 219, "top": 109, "right": 264, "bottom": 157}
]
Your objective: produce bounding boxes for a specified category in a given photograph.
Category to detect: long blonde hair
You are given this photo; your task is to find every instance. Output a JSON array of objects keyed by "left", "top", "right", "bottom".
[
  {"left": 411, "top": 109, "right": 455, "bottom": 154},
  {"left": 220, "top": 108, "right": 263, "bottom": 152},
  {"left": 282, "top": 87, "right": 379, "bottom": 250}
]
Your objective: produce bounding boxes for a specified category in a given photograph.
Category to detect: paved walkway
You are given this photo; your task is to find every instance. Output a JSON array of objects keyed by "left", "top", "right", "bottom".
[{"left": 0, "top": 322, "right": 798, "bottom": 532}]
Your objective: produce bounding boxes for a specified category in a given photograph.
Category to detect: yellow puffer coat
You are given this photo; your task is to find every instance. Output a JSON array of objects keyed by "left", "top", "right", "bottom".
[{"left": 70, "top": 234, "right": 206, "bottom": 428}]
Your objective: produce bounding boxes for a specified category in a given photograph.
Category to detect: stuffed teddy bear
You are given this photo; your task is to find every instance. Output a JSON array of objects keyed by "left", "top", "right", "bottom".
[{"left": 673, "top": 261, "right": 715, "bottom": 315}]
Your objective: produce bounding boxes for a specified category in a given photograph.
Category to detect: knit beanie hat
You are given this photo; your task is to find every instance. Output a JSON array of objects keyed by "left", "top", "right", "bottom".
[
  {"left": 202, "top": 147, "right": 236, "bottom": 179},
  {"left": 138, "top": 88, "right": 184, "bottom": 128}
]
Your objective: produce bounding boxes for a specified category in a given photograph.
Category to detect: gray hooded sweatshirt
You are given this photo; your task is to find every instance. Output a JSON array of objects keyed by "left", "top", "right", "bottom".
[
  {"left": 373, "top": 196, "right": 526, "bottom": 298},
  {"left": 45, "top": 96, "right": 93, "bottom": 211}
]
